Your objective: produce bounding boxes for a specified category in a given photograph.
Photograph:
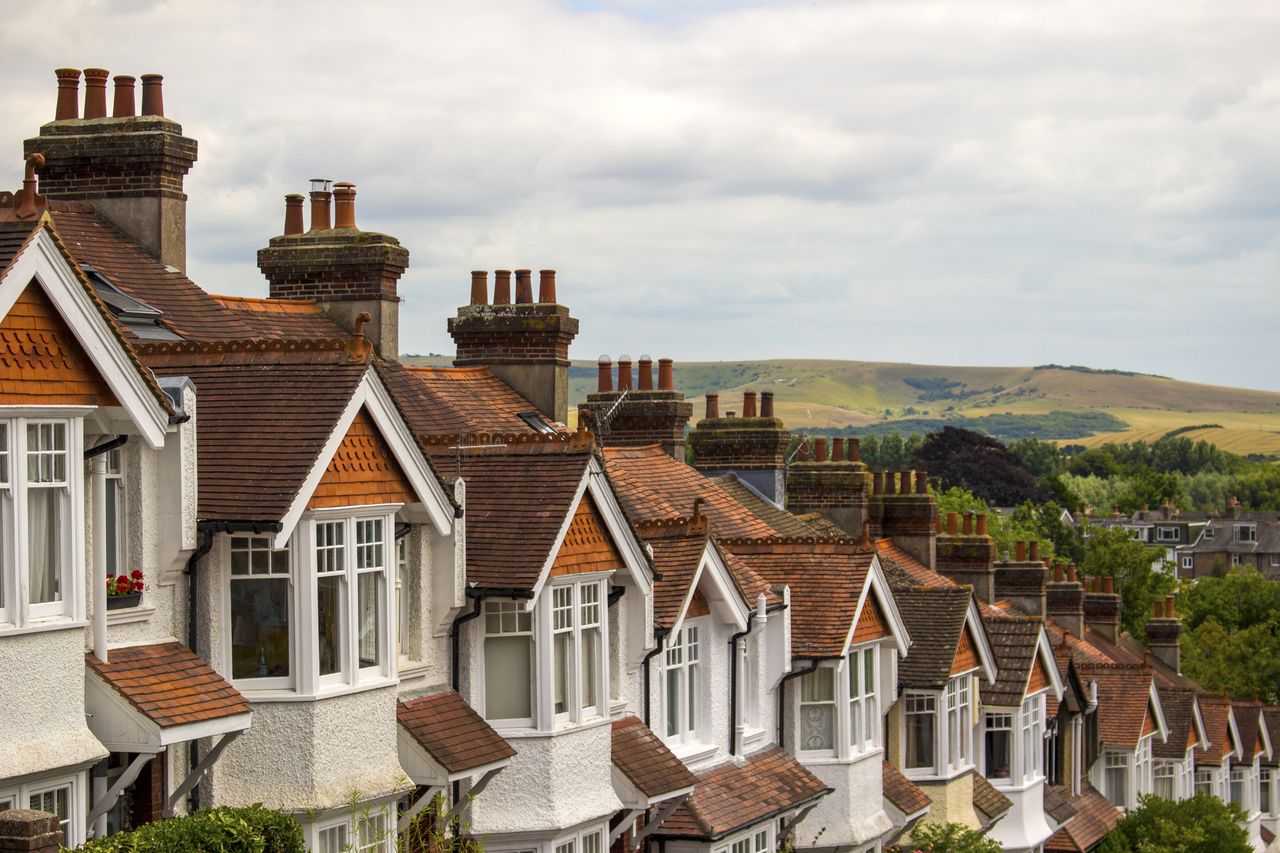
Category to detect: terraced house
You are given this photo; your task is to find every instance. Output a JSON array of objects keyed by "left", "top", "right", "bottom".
[{"left": 6, "top": 66, "right": 1280, "bottom": 853}]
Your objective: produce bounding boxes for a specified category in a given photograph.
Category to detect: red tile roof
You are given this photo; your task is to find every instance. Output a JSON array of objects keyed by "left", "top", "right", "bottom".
[
  {"left": 0, "top": 219, "right": 36, "bottom": 279},
  {"left": 972, "top": 772, "right": 1013, "bottom": 827},
  {"left": 1231, "top": 700, "right": 1266, "bottom": 764},
  {"left": 378, "top": 361, "right": 559, "bottom": 438},
  {"left": 1196, "top": 695, "right": 1236, "bottom": 765},
  {"left": 639, "top": 522, "right": 713, "bottom": 630},
  {"left": 212, "top": 295, "right": 346, "bottom": 339},
  {"left": 1044, "top": 785, "right": 1123, "bottom": 852},
  {"left": 882, "top": 760, "right": 930, "bottom": 816},
  {"left": 1087, "top": 664, "right": 1156, "bottom": 749},
  {"left": 655, "top": 746, "right": 831, "bottom": 840},
  {"left": 611, "top": 716, "right": 697, "bottom": 799},
  {"left": 86, "top": 642, "right": 249, "bottom": 727},
  {"left": 397, "top": 690, "right": 516, "bottom": 774}
]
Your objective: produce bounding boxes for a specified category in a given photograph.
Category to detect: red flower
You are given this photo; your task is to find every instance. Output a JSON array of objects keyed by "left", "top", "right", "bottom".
[
  {"left": 130, "top": 570, "right": 143, "bottom": 581},
  {"left": 131, "top": 580, "right": 143, "bottom": 593}
]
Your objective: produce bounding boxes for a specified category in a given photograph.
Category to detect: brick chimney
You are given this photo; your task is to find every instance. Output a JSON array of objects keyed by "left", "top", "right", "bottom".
[
  {"left": 258, "top": 180, "right": 409, "bottom": 359},
  {"left": 786, "top": 436, "right": 873, "bottom": 537},
  {"left": 1046, "top": 562, "right": 1086, "bottom": 637},
  {"left": 870, "top": 470, "right": 939, "bottom": 570},
  {"left": 1145, "top": 594, "right": 1182, "bottom": 674},
  {"left": 25, "top": 68, "right": 198, "bottom": 271},
  {"left": 448, "top": 269, "right": 579, "bottom": 424},
  {"left": 687, "top": 390, "right": 790, "bottom": 503},
  {"left": 936, "top": 511, "right": 997, "bottom": 602},
  {"left": 993, "top": 541, "right": 1048, "bottom": 616},
  {"left": 0, "top": 810, "right": 62, "bottom": 853},
  {"left": 1083, "top": 575, "right": 1121, "bottom": 644},
  {"left": 578, "top": 355, "right": 694, "bottom": 459}
]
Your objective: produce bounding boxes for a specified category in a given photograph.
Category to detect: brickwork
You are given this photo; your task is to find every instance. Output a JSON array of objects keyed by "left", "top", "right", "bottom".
[
  {"left": 25, "top": 117, "right": 197, "bottom": 201},
  {"left": 1083, "top": 582, "right": 1122, "bottom": 643},
  {"left": 1045, "top": 581, "right": 1085, "bottom": 637},
  {"left": 869, "top": 471, "right": 938, "bottom": 569},
  {"left": 258, "top": 231, "right": 409, "bottom": 303},
  {"left": 580, "top": 390, "right": 693, "bottom": 459},
  {"left": 994, "top": 561, "right": 1047, "bottom": 617},
  {"left": 687, "top": 417, "right": 789, "bottom": 469},
  {"left": 0, "top": 810, "right": 61, "bottom": 853},
  {"left": 449, "top": 304, "right": 578, "bottom": 364},
  {"left": 785, "top": 461, "right": 871, "bottom": 538},
  {"left": 936, "top": 534, "right": 997, "bottom": 603}
]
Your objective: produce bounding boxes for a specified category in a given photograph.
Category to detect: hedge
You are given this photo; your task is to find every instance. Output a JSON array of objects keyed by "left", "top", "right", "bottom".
[{"left": 67, "top": 804, "right": 304, "bottom": 853}]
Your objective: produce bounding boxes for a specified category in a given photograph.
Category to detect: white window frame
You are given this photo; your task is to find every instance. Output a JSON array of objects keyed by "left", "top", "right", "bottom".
[
  {"left": 1135, "top": 736, "right": 1153, "bottom": 798},
  {"left": 553, "top": 823, "right": 608, "bottom": 853},
  {"left": 712, "top": 822, "right": 773, "bottom": 853},
  {"left": 1181, "top": 555, "right": 1193, "bottom": 570},
  {"left": 1205, "top": 526, "right": 1216, "bottom": 541},
  {"left": 665, "top": 616, "right": 705, "bottom": 746},
  {"left": 226, "top": 534, "right": 294, "bottom": 690},
  {"left": 312, "top": 805, "right": 394, "bottom": 853},
  {"left": 548, "top": 576, "right": 609, "bottom": 727},
  {"left": 1156, "top": 527, "right": 1179, "bottom": 542},
  {"left": 1153, "top": 762, "right": 1175, "bottom": 800},
  {"left": 482, "top": 598, "right": 535, "bottom": 727},
  {"left": 1235, "top": 525, "right": 1258, "bottom": 543},
  {"left": 848, "top": 645, "right": 879, "bottom": 756},
  {"left": 1104, "top": 750, "right": 1131, "bottom": 809},
  {"left": 0, "top": 415, "right": 86, "bottom": 629},
  {"left": 904, "top": 691, "right": 939, "bottom": 775},
  {"left": 984, "top": 712, "right": 1014, "bottom": 781},
  {"left": 945, "top": 675, "right": 973, "bottom": 772},
  {"left": 737, "top": 631, "right": 760, "bottom": 733},
  {"left": 1230, "top": 765, "right": 1248, "bottom": 812},
  {"left": 1020, "top": 693, "right": 1046, "bottom": 784},
  {"left": 396, "top": 533, "right": 409, "bottom": 659},
  {"left": 1262, "top": 767, "right": 1275, "bottom": 816},
  {"left": 796, "top": 665, "right": 836, "bottom": 757},
  {"left": 1194, "top": 766, "right": 1214, "bottom": 798},
  {"left": 0, "top": 772, "right": 85, "bottom": 847},
  {"left": 103, "top": 446, "right": 127, "bottom": 580}
]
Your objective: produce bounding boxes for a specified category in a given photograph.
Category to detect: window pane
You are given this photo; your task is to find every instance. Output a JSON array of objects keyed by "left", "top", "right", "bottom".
[
  {"left": 105, "top": 479, "right": 120, "bottom": 576},
  {"left": 687, "top": 662, "right": 698, "bottom": 733},
  {"left": 317, "top": 575, "right": 344, "bottom": 676},
  {"left": 906, "top": 696, "right": 936, "bottom": 770},
  {"left": 27, "top": 488, "right": 61, "bottom": 603},
  {"left": 231, "top": 577, "right": 290, "bottom": 679},
  {"left": 29, "top": 787, "right": 70, "bottom": 843},
  {"left": 799, "top": 669, "right": 835, "bottom": 751},
  {"left": 582, "top": 832, "right": 601, "bottom": 853},
  {"left": 666, "top": 666, "right": 682, "bottom": 737},
  {"left": 581, "top": 625, "right": 599, "bottom": 711},
  {"left": 318, "top": 824, "right": 349, "bottom": 853},
  {"left": 357, "top": 519, "right": 384, "bottom": 569},
  {"left": 985, "top": 727, "right": 1011, "bottom": 779},
  {"left": 554, "top": 630, "right": 570, "bottom": 715},
  {"left": 485, "top": 635, "right": 531, "bottom": 719},
  {"left": 358, "top": 571, "right": 383, "bottom": 669}
]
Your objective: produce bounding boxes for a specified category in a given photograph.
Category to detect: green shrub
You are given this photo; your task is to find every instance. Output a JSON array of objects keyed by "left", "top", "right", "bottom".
[
  {"left": 1099, "top": 794, "right": 1249, "bottom": 853},
  {"left": 890, "top": 821, "right": 1002, "bottom": 853},
  {"left": 67, "top": 804, "right": 304, "bottom": 853}
]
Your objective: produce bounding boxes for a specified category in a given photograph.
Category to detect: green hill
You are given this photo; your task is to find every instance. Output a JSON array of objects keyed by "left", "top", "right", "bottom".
[{"left": 400, "top": 356, "right": 1280, "bottom": 456}]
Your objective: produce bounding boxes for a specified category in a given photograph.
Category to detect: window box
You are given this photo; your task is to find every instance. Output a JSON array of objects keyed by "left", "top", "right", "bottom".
[{"left": 106, "top": 591, "right": 141, "bottom": 611}]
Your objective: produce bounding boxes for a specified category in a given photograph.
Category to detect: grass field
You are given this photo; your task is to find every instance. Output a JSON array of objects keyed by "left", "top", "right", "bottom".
[{"left": 402, "top": 355, "right": 1280, "bottom": 457}]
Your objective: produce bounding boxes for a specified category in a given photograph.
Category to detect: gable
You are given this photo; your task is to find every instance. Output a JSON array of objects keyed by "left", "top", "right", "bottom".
[
  {"left": 0, "top": 279, "right": 118, "bottom": 406},
  {"left": 550, "top": 494, "right": 625, "bottom": 577},
  {"left": 951, "top": 622, "right": 979, "bottom": 676},
  {"left": 1026, "top": 654, "right": 1051, "bottom": 696},
  {"left": 852, "top": 593, "right": 890, "bottom": 645},
  {"left": 686, "top": 589, "right": 710, "bottom": 619},
  {"left": 1142, "top": 703, "right": 1157, "bottom": 739},
  {"left": 308, "top": 408, "right": 416, "bottom": 509},
  {"left": 1187, "top": 724, "right": 1198, "bottom": 751}
]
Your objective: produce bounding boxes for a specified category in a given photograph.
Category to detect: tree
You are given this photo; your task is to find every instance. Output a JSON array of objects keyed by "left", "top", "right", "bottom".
[
  {"left": 932, "top": 487, "right": 1066, "bottom": 564},
  {"left": 891, "top": 822, "right": 1002, "bottom": 853},
  {"left": 913, "top": 427, "right": 1046, "bottom": 506},
  {"left": 1180, "top": 566, "right": 1280, "bottom": 632},
  {"left": 1181, "top": 619, "right": 1280, "bottom": 703},
  {"left": 1009, "top": 437, "right": 1066, "bottom": 478},
  {"left": 1098, "top": 794, "right": 1249, "bottom": 853},
  {"left": 1081, "top": 525, "right": 1174, "bottom": 640}
]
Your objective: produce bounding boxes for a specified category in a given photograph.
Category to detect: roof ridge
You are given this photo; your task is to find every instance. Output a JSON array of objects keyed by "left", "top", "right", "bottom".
[
  {"left": 419, "top": 427, "right": 596, "bottom": 455},
  {"left": 137, "top": 334, "right": 372, "bottom": 363}
]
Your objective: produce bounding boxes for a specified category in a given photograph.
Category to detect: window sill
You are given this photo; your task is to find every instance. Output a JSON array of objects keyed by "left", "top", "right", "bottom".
[
  {"left": 397, "top": 658, "right": 431, "bottom": 680},
  {"left": 0, "top": 618, "right": 86, "bottom": 637},
  {"left": 989, "top": 774, "right": 1045, "bottom": 793},
  {"left": 238, "top": 676, "right": 398, "bottom": 703},
  {"left": 107, "top": 605, "right": 154, "bottom": 626},
  {"left": 671, "top": 741, "right": 718, "bottom": 764},
  {"left": 904, "top": 764, "right": 975, "bottom": 783},
  {"left": 494, "top": 715, "right": 616, "bottom": 739},
  {"left": 740, "top": 726, "right": 767, "bottom": 751}
]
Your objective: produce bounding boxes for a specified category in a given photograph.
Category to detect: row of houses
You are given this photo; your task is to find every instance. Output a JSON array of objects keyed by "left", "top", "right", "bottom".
[{"left": 0, "top": 67, "right": 1276, "bottom": 853}]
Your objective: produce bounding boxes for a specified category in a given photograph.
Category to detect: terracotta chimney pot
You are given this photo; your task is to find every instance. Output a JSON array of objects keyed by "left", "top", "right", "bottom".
[
  {"left": 1154, "top": 600, "right": 1164, "bottom": 619},
  {"left": 139, "top": 73, "right": 164, "bottom": 116},
  {"left": 915, "top": 470, "right": 928, "bottom": 495},
  {"left": 884, "top": 471, "right": 897, "bottom": 495},
  {"left": 283, "top": 194, "right": 305, "bottom": 236},
  {"left": 1103, "top": 576, "right": 1114, "bottom": 594},
  {"left": 514, "top": 269, "right": 534, "bottom": 304},
  {"left": 797, "top": 442, "right": 810, "bottom": 462},
  {"left": 815, "top": 438, "right": 828, "bottom": 462},
  {"left": 538, "top": 269, "right": 557, "bottom": 303},
  {"left": 112, "top": 75, "right": 136, "bottom": 118},
  {"left": 55, "top": 68, "right": 81, "bottom": 120},
  {"left": 83, "top": 68, "right": 109, "bottom": 119},
  {"left": 1054, "top": 563, "right": 1065, "bottom": 582},
  {"left": 705, "top": 393, "right": 719, "bottom": 419},
  {"left": 470, "top": 271, "right": 489, "bottom": 305},
  {"left": 946, "top": 512, "right": 958, "bottom": 536},
  {"left": 332, "top": 182, "right": 357, "bottom": 228},
  {"left": 597, "top": 356, "right": 613, "bottom": 392},
  {"left": 493, "top": 270, "right": 512, "bottom": 305},
  {"left": 872, "top": 472, "right": 883, "bottom": 494},
  {"left": 962, "top": 512, "right": 973, "bottom": 535},
  {"left": 760, "top": 391, "right": 775, "bottom": 419},
  {"left": 976, "top": 514, "right": 988, "bottom": 536},
  {"left": 1029, "top": 541, "right": 1040, "bottom": 562},
  {"left": 899, "top": 471, "right": 913, "bottom": 494},
  {"left": 848, "top": 438, "right": 861, "bottom": 461},
  {"left": 637, "top": 356, "right": 654, "bottom": 391},
  {"left": 658, "top": 358, "right": 674, "bottom": 391},
  {"left": 309, "top": 179, "right": 332, "bottom": 231},
  {"left": 1015, "top": 541, "right": 1027, "bottom": 562},
  {"left": 743, "top": 391, "right": 758, "bottom": 418},
  {"left": 831, "top": 437, "right": 844, "bottom": 462},
  {"left": 1067, "top": 563, "right": 1078, "bottom": 583},
  {"left": 1165, "top": 594, "right": 1176, "bottom": 619},
  {"left": 616, "top": 355, "right": 633, "bottom": 392}
]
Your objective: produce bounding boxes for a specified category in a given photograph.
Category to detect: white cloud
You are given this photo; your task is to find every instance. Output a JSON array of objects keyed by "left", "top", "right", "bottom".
[{"left": 2, "top": 0, "right": 1277, "bottom": 389}]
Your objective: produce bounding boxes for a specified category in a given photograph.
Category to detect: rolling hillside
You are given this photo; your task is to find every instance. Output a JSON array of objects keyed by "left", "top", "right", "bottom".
[{"left": 401, "top": 356, "right": 1280, "bottom": 456}]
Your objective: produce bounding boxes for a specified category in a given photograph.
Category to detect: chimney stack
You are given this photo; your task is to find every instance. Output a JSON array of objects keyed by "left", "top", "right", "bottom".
[
  {"left": 1084, "top": 575, "right": 1122, "bottom": 644},
  {"left": 995, "top": 540, "right": 1048, "bottom": 616},
  {"left": 29, "top": 67, "right": 198, "bottom": 271},
  {"left": 937, "top": 507, "right": 997, "bottom": 602},
  {"left": 260, "top": 178, "right": 409, "bottom": 359},
  {"left": 1047, "top": 560, "right": 1086, "bottom": 637},
  {"left": 689, "top": 384, "right": 790, "bottom": 502},
  {"left": 871, "top": 468, "right": 939, "bottom": 570},
  {"left": 579, "top": 354, "right": 692, "bottom": 459}
]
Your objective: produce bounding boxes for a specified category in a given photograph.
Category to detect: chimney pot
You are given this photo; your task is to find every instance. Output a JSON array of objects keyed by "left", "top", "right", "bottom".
[
  {"left": 1102, "top": 576, "right": 1114, "bottom": 595},
  {"left": 915, "top": 470, "right": 928, "bottom": 495},
  {"left": 976, "top": 514, "right": 988, "bottom": 536},
  {"left": 742, "top": 391, "right": 758, "bottom": 418},
  {"left": 332, "top": 181, "right": 357, "bottom": 229},
  {"left": 283, "top": 194, "right": 305, "bottom": 236},
  {"left": 538, "top": 269, "right": 557, "bottom": 303},
  {"left": 1067, "top": 562, "right": 1078, "bottom": 583},
  {"left": 470, "top": 271, "right": 489, "bottom": 305},
  {"left": 514, "top": 269, "right": 534, "bottom": 304},
  {"left": 139, "top": 73, "right": 164, "bottom": 116},
  {"left": 705, "top": 393, "right": 719, "bottom": 419},
  {"left": 815, "top": 438, "right": 828, "bottom": 462},
  {"left": 1015, "top": 541, "right": 1027, "bottom": 561},
  {"left": 884, "top": 471, "right": 897, "bottom": 495},
  {"left": 308, "top": 179, "right": 332, "bottom": 231},
  {"left": 54, "top": 68, "right": 81, "bottom": 120},
  {"left": 83, "top": 68, "right": 109, "bottom": 119},
  {"left": 658, "top": 358, "right": 674, "bottom": 391},
  {"left": 797, "top": 442, "right": 810, "bottom": 462},
  {"left": 899, "top": 471, "right": 912, "bottom": 494},
  {"left": 831, "top": 437, "right": 844, "bottom": 462},
  {"left": 935, "top": 516, "right": 943, "bottom": 534},
  {"left": 597, "top": 355, "right": 613, "bottom": 392},
  {"left": 1165, "top": 594, "right": 1176, "bottom": 619},
  {"left": 946, "top": 511, "right": 958, "bottom": 536},
  {"left": 637, "top": 356, "right": 654, "bottom": 391},
  {"left": 872, "top": 471, "right": 884, "bottom": 494},
  {"left": 848, "top": 438, "right": 861, "bottom": 461},
  {"left": 616, "top": 355, "right": 633, "bottom": 391},
  {"left": 1029, "top": 541, "right": 1040, "bottom": 562},
  {"left": 112, "top": 75, "right": 136, "bottom": 118},
  {"left": 760, "top": 391, "right": 775, "bottom": 419},
  {"left": 493, "top": 270, "right": 512, "bottom": 305},
  {"left": 1154, "top": 600, "right": 1164, "bottom": 619},
  {"left": 962, "top": 512, "right": 973, "bottom": 535},
  {"left": 1054, "top": 563, "right": 1064, "bottom": 583}
]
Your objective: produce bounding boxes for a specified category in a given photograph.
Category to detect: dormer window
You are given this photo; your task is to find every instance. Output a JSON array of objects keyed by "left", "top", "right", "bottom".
[
  {"left": 666, "top": 620, "right": 703, "bottom": 743},
  {"left": 1205, "top": 527, "right": 1216, "bottom": 541},
  {"left": 1235, "top": 524, "right": 1258, "bottom": 543},
  {"left": 1156, "top": 527, "right": 1179, "bottom": 542}
]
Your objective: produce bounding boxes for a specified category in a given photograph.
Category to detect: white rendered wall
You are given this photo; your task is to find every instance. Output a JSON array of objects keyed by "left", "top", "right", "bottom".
[
  {"left": 793, "top": 752, "right": 892, "bottom": 849},
  {"left": 985, "top": 779, "right": 1053, "bottom": 852}
]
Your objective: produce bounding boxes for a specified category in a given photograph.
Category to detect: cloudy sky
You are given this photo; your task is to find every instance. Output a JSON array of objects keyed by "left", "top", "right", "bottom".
[{"left": 3, "top": 0, "right": 1278, "bottom": 390}]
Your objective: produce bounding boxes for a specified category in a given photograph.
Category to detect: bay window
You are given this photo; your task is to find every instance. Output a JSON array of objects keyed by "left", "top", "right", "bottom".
[
  {"left": 712, "top": 824, "right": 771, "bottom": 853},
  {"left": 905, "top": 694, "right": 936, "bottom": 771},
  {"left": 484, "top": 599, "right": 533, "bottom": 723},
  {"left": 666, "top": 620, "right": 703, "bottom": 742},
  {"left": 848, "top": 647, "right": 878, "bottom": 755},
  {"left": 1153, "top": 763, "right": 1175, "bottom": 800},
  {"left": 798, "top": 667, "right": 835, "bottom": 754},
  {"left": 946, "top": 677, "right": 972, "bottom": 770},
  {"left": 1104, "top": 751, "right": 1129, "bottom": 808},
  {"left": 1194, "top": 768, "right": 1213, "bottom": 798},
  {"left": 229, "top": 536, "right": 292, "bottom": 685},
  {"left": 1135, "top": 737, "right": 1152, "bottom": 797},
  {"left": 552, "top": 578, "right": 607, "bottom": 724},
  {"left": 1020, "top": 694, "right": 1045, "bottom": 783},
  {"left": 984, "top": 714, "right": 1013, "bottom": 780}
]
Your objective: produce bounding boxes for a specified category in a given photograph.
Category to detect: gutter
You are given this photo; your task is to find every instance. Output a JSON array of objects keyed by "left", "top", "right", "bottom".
[
  {"left": 777, "top": 658, "right": 823, "bottom": 746},
  {"left": 642, "top": 627, "right": 670, "bottom": 728},
  {"left": 728, "top": 611, "right": 756, "bottom": 756}
]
